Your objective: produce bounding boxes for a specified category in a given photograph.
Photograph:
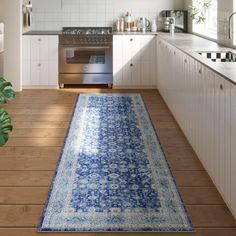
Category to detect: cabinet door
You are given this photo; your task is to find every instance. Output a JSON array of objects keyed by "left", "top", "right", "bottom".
[
  {"left": 223, "top": 79, "right": 231, "bottom": 206},
  {"left": 30, "top": 36, "right": 40, "bottom": 61},
  {"left": 122, "top": 36, "right": 133, "bottom": 64},
  {"left": 30, "top": 36, "right": 49, "bottom": 61},
  {"left": 140, "top": 35, "right": 154, "bottom": 61},
  {"left": 39, "top": 62, "right": 49, "bottom": 85},
  {"left": 131, "top": 60, "right": 141, "bottom": 86},
  {"left": 30, "top": 62, "right": 40, "bottom": 85},
  {"left": 39, "top": 36, "right": 49, "bottom": 61},
  {"left": 131, "top": 36, "right": 141, "bottom": 61},
  {"left": 140, "top": 36, "right": 156, "bottom": 86},
  {"left": 231, "top": 84, "right": 236, "bottom": 218},
  {"left": 48, "top": 36, "right": 59, "bottom": 61},
  {"left": 113, "top": 36, "right": 123, "bottom": 86},
  {"left": 122, "top": 62, "right": 132, "bottom": 86}
]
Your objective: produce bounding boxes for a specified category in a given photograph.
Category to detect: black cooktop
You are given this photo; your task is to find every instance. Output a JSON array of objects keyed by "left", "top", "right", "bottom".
[{"left": 62, "top": 27, "right": 113, "bottom": 35}]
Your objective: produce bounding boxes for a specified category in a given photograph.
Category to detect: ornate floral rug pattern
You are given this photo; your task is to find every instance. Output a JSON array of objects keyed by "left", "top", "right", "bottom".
[{"left": 39, "top": 94, "right": 194, "bottom": 232}]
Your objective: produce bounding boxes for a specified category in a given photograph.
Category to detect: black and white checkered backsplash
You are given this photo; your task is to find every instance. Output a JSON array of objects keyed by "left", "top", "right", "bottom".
[{"left": 199, "top": 51, "right": 236, "bottom": 62}]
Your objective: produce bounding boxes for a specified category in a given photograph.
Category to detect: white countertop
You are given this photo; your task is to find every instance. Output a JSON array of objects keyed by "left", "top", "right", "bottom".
[{"left": 157, "top": 33, "right": 236, "bottom": 85}]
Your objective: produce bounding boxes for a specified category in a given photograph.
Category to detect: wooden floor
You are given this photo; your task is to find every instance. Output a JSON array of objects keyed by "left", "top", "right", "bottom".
[{"left": 0, "top": 88, "right": 236, "bottom": 236}]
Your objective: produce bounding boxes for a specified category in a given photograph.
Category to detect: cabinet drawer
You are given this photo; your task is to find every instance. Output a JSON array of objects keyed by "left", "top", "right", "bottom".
[{"left": 30, "top": 36, "right": 49, "bottom": 61}]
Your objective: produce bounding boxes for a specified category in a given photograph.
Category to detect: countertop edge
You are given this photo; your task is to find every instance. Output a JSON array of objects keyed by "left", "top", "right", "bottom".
[
  {"left": 23, "top": 31, "right": 158, "bottom": 36},
  {"left": 23, "top": 31, "right": 62, "bottom": 35}
]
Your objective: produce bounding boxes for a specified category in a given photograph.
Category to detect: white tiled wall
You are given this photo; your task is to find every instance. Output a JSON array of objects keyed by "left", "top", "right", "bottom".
[{"left": 31, "top": 0, "right": 184, "bottom": 30}]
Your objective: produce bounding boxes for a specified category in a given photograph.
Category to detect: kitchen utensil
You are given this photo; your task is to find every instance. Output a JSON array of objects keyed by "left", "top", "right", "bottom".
[
  {"left": 125, "top": 12, "right": 131, "bottom": 32},
  {"left": 137, "top": 17, "right": 150, "bottom": 32},
  {"left": 116, "top": 18, "right": 125, "bottom": 32},
  {"left": 151, "top": 19, "right": 157, "bottom": 32}
]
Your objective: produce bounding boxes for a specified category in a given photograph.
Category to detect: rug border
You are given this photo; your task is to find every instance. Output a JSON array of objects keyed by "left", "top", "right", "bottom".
[{"left": 38, "top": 93, "right": 195, "bottom": 232}]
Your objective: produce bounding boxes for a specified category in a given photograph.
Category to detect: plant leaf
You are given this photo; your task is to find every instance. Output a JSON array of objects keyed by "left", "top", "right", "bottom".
[
  {"left": 0, "top": 106, "right": 13, "bottom": 147},
  {"left": 0, "top": 78, "right": 16, "bottom": 104},
  {"left": 188, "top": 0, "right": 212, "bottom": 24}
]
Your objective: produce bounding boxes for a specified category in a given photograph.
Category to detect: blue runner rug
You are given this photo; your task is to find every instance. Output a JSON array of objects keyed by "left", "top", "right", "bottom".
[{"left": 39, "top": 94, "right": 194, "bottom": 232}]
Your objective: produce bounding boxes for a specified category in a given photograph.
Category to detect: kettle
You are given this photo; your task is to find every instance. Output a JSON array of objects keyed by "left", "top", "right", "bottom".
[{"left": 137, "top": 17, "right": 150, "bottom": 32}]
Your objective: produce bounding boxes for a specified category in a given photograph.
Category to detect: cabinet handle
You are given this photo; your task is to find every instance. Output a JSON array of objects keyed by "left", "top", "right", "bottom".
[
  {"left": 184, "top": 59, "right": 187, "bottom": 63},
  {"left": 174, "top": 51, "right": 176, "bottom": 55},
  {"left": 130, "top": 38, "right": 133, "bottom": 42},
  {"left": 38, "top": 38, "right": 41, "bottom": 42},
  {"left": 220, "top": 84, "right": 223, "bottom": 90},
  {"left": 130, "top": 63, "right": 133, "bottom": 67},
  {"left": 198, "top": 69, "right": 202, "bottom": 74},
  {"left": 38, "top": 63, "right": 41, "bottom": 67}
]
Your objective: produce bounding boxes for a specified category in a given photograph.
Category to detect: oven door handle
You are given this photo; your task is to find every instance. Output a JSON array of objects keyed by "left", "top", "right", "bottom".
[{"left": 61, "top": 45, "right": 111, "bottom": 50}]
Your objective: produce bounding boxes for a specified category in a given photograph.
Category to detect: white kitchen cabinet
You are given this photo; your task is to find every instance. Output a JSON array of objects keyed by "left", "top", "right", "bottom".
[
  {"left": 156, "top": 36, "right": 236, "bottom": 219},
  {"left": 113, "top": 35, "right": 156, "bottom": 88},
  {"left": 22, "top": 35, "right": 58, "bottom": 87}
]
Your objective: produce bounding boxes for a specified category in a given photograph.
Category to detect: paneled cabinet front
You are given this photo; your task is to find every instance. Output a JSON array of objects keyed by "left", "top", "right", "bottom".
[
  {"left": 22, "top": 35, "right": 59, "bottom": 87},
  {"left": 156, "top": 36, "right": 236, "bottom": 219},
  {"left": 113, "top": 35, "right": 156, "bottom": 88}
]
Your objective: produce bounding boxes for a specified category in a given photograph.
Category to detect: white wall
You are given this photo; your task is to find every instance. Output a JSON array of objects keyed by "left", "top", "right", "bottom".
[
  {"left": 217, "top": 0, "right": 233, "bottom": 47},
  {"left": 3, "top": 0, "right": 22, "bottom": 91},
  {"left": 31, "top": 0, "right": 184, "bottom": 30},
  {"left": 0, "top": 0, "right": 3, "bottom": 22}
]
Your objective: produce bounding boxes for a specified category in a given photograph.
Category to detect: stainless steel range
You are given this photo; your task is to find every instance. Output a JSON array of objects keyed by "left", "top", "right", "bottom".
[{"left": 59, "top": 27, "right": 113, "bottom": 88}]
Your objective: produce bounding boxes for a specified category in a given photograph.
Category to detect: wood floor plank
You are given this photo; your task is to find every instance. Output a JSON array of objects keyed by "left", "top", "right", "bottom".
[
  {"left": 0, "top": 171, "right": 54, "bottom": 186},
  {"left": 173, "top": 171, "right": 214, "bottom": 187},
  {"left": 5, "top": 103, "right": 74, "bottom": 109},
  {"left": 0, "top": 205, "right": 43, "bottom": 227},
  {"left": 153, "top": 121, "right": 179, "bottom": 129},
  {"left": 157, "top": 128, "right": 191, "bottom": 147},
  {"left": 12, "top": 122, "right": 70, "bottom": 129},
  {"left": 11, "top": 114, "right": 71, "bottom": 122},
  {"left": 180, "top": 187, "right": 224, "bottom": 205},
  {"left": 188, "top": 205, "right": 236, "bottom": 227},
  {"left": 0, "top": 187, "right": 48, "bottom": 205},
  {"left": 150, "top": 114, "right": 175, "bottom": 122},
  {"left": 5, "top": 138, "right": 64, "bottom": 147},
  {"left": 7, "top": 108, "right": 73, "bottom": 115},
  {"left": 0, "top": 147, "right": 61, "bottom": 158},
  {"left": 164, "top": 146, "right": 204, "bottom": 171},
  {"left": 11, "top": 129, "right": 67, "bottom": 138},
  {"left": 0, "top": 156, "right": 58, "bottom": 171}
]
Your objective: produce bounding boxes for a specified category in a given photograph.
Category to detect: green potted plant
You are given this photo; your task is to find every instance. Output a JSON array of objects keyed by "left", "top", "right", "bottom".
[
  {"left": 0, "top": 77, "right": 15, "bottom": 147},
  {"left": 189, "top": 0, "right": 212, "bottom": 23}
]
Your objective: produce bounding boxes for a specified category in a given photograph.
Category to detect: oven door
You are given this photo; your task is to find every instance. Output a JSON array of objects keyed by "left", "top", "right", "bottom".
[{"left": 59, "top": 44, "right": 112, "bottom": 74}]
